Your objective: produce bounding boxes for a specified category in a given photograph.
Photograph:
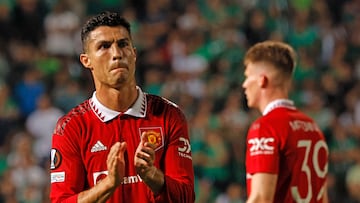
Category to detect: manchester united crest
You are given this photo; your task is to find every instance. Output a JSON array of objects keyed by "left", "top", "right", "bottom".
[{"left": 139, "top": 127, "right": 164, "bottom": 151}]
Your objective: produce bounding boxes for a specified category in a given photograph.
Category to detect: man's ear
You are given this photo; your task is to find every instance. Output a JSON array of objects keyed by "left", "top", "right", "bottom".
[
  {"left": 80, "top": 54, "right": 92, "bottom": 70},
  {"left": 259, "top": 74, "right": 268, "bottom": 88}
]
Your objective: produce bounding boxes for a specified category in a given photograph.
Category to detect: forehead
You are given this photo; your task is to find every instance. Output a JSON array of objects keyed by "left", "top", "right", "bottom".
[{"left": 87, "top": 26, "right": 131, "bottom": 43}]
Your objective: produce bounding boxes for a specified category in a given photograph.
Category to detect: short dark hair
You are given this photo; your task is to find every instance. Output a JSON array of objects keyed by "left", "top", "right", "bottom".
[
  {"left": 81, "top": 11, "right": 131, "bottom": 51},
  {"left": 244, "top": 41, "right": 296, "bottom": 77}
]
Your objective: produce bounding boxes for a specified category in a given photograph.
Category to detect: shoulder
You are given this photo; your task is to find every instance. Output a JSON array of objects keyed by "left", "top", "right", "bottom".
[
  {"left": 145, "top": 94, "right": 186, "bottom": 118},
  {"left": 248, "top": 111, "right": 289, "bottom": 135},
  {"left": 146, "top": 94, "right": 180, "bottom": 111},
  {"left": 146, "top": 94, "right": 178, "bottom": 107},
  {"left": 53, "top": 100, "right": 92, "bottom": 136},
  {"left": 259, "top": 108, "right": 298, "bottom": 127}
]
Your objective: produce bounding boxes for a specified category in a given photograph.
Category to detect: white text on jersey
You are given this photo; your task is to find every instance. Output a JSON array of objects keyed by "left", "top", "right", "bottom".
[
  {"left": 248, "top": 137, "right": 275, "bottom": 156},
  {"left": 289, "top": 120, "right": 320, "bottom": 132}
]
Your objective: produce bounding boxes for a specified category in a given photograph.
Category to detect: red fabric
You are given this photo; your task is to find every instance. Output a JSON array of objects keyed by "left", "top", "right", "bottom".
[
  {"left": 50, "top": 94, "right": 195, "bottom": 203},
  {"left": 246, "top": 107, "right": 328, "bottom": 203}
]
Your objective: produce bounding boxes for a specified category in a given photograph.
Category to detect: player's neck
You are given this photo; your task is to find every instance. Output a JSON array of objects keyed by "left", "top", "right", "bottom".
[
  {"left": 259, "top": 89, "right": 289, "bottom": 114},
  {"left": 96, "top": 85, "right": 138, "bottom": 112}
]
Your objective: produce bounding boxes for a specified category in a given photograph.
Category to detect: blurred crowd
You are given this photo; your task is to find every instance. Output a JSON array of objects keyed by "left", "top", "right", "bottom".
[{"left": 0, "top": 0, "right": 360, "bottom": 202}]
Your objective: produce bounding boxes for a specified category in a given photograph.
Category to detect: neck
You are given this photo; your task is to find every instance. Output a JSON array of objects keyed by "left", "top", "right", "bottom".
[
  {"left": 259, "top": 88, "right": 289, "bottom": 114},
  {"left": 96, "top": 85, "right": 138, "bottom": 112}
]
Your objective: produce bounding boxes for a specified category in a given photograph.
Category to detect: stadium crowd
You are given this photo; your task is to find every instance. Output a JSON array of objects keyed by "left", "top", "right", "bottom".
[{"left": 0, "top": 0, "right": 360, "bottom": 202}]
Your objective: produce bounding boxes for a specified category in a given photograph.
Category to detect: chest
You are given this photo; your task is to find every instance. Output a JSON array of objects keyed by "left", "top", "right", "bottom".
[{"left": 80, "top": 116, "right": 167, "bottom": 185}]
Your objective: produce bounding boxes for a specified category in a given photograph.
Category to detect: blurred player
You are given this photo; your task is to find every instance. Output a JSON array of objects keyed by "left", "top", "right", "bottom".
[
  {"left": 242, "top": 41, "right": 329, "bottom": 203},
  {"left": 50, "top": 11, "right": 195, "bottom": 202}
]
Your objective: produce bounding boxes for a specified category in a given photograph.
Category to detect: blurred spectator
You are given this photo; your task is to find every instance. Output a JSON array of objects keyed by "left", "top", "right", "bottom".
[
  {"left": 0, "top": 83, "right": 20, "bottom": 146},
  {"left": 0, "top": 169, "right": 17, "bottom": 203},
  {"left": 328, "top": 121, "right": 359, "bottom": 198},
  {"left": 13, "top": 66, "right": 45, "bottom": 120},
  {"left": 10, "top": 0, "right": 48, "bottom": 46},
  {"left": 7, "top": 40, "right": 37, "bottom": 88},
  {"left": 200, "top": 129, "right": 232, "bottom": 190},
  {"left": 52, "top": 68, "right": 87, "bottom": 112},
  {"left": 0, "top": 50, "right": 10, "bottom": 84},
  {"left": 25, "top": 93, "right": 63, "bottom": 163},
  {"left": 219, "top": 90, "right": 249, "bottom": 131},
  {"left": 215, "top": 182, "right": 246, "bottom": 203},
  {"left": 176, "top": 1, "right": 205, "bottom": 32},
  {"left": 195, "top": 178, "right": 213, "bottom": 203},
  {"left": 286, "top": 8, "right": 320, "bottom": 52},
  {"left": 43, "top": 0, "right": 80, "bottom": 58},
  {"left": 86, "top": 0, "right": 126, "bottom": 15},
  {"left": 6, "top": 131, "right": 47, "bottom": 203},
  {"left": 243, "top": 8, "right": 270, "bottom": 46},
  {"left": 338, "top": 85, "right": 360, "bottom": 136},
  {"left": 292, "top": 48, "right": 319, "bottom": 91},
  {"left": 143, "top": 66, "right": 164, "bottom": 95},
  {"left": 345, "top": 163, "right": 360, "bottom": 203},
  {"left": 0, "top": 0, "right": 13, "bottom": 48},
  {"left": 302, "top": 91, "right": 335, "bottom": 140}
]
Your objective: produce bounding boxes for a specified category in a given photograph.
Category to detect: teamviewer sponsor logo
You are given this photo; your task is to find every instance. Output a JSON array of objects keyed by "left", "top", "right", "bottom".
[
  {"left": 91, "top": 140, "right": 107, "bottom": 152},
  {"left": 248, "top": 137, "right": 275, "bottom": 156}
]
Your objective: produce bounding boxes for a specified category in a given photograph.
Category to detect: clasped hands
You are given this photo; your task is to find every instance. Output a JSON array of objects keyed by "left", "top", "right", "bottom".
[{"left": 106, "top": 132, "right": 157, "bottom": 188}]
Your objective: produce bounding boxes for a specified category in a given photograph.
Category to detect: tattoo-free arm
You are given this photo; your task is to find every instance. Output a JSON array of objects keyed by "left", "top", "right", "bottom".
[{"left": 246, "top": 173, "right": 277, "bottom": 203}]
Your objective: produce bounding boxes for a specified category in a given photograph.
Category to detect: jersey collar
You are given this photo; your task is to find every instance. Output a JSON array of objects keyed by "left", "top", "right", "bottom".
[
  {"left": 262, "top": 99, "right": 295, "bottom": 116},
  {"left": 89, "top": 86, "right": 147, "bottom": 122}
]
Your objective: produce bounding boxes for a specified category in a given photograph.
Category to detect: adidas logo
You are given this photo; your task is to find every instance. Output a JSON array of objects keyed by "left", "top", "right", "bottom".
[{"left": 91, "top": 141, "right": 107, "bottom": 152}]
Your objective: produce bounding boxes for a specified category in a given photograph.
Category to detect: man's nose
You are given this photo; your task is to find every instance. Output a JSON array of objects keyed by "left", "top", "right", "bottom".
[
  {"left": 242, "top": 80, "right": 246, "bottom": 89},
  {"left": 112, "top": 44, "right": 123, "bottom": 60}
]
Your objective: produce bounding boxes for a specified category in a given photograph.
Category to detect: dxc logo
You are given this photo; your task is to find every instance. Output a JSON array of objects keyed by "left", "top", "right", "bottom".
[
  {"left": 178, "top": 137, "right": 191, "bottom": 153},
  {"left": 248, "top": 137, "right": 274, "bottom": 152}
]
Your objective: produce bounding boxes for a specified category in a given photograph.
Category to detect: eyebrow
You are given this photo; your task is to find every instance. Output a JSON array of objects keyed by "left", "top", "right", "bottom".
[{"left": 94, "top": 37, "right": 130, "bottom": 44}]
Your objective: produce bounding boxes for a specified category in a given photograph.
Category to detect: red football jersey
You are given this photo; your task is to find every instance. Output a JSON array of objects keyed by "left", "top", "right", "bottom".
[
  {"left": 246, "top": 100, "right": 328, "bottom": 203},
  {"left": 50, "top": 88, "right": 195, "bottom": 202}
]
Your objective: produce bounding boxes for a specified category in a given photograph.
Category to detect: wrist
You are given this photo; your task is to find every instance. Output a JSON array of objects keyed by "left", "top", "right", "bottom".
[
  {"left": 102, "top": 176, "right": 120, "bottom": 192},
  {"left": 143, "top": 166, "right": 164, "bottom": 194},
  {"left": 143, "top": 166, "right": 157, "bottom": 182}
]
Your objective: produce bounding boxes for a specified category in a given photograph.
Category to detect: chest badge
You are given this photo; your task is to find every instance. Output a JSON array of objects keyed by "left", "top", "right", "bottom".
[{"left": 139, "top": 127, "right": 164, "bottom": 151}]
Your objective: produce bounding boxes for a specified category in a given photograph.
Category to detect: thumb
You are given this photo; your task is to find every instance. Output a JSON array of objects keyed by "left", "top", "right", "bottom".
[{"left": 140, "top": 132, "right": 148, "bottom": 146}]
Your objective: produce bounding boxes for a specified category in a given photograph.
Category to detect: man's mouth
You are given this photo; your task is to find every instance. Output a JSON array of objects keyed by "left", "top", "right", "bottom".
[{"left": 111, "top": 62, "right": 128, "bottom": 71}]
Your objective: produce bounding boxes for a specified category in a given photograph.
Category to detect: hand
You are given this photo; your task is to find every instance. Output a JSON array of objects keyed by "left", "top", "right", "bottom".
[
  {"left": 134, "top": 132, "right": 156, "bottom": 180},
  {"left": 106, "top": 142, "right": 127, "bottom": 187}
]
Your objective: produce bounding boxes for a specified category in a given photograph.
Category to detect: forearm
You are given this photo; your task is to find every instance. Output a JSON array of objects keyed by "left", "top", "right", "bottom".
[
  {"left": 142, "top": 166, "right": 165, "bottom": 194},
  {"left": 77, "top": 177, "right": 117, "bottom": 203},
  {"left": 154, "top": 175, "right": 195, "bottom": 203}
]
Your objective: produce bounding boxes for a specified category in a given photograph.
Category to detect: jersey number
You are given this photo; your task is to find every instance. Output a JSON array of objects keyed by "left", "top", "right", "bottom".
[{"left": 290, "top": 140, "right": 328, "bottom": 203}]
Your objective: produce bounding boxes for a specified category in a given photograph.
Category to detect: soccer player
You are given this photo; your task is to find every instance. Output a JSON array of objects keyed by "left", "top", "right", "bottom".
[
  {"left": 50, "top": 11, "right": 195, "bottom": 203},
  {"left": 242, "top": 41, "right": 329, "bottom": 203}
]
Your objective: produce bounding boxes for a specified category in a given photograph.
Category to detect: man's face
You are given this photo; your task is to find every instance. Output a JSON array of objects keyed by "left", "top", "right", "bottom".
[
  {"left": 80, "top": 26, "right": 137, "bottom": 89},
  {"left": 242, "top": 62, "right": 262, "bottom": 109}
]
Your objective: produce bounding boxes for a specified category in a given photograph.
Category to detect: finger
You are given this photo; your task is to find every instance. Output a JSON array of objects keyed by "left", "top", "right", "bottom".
[
  {"left": 140, "top": 132, "right": 148, "bottom": 146},
  {"left": 140, "top": 147, "right": 154, "bottom": 158},
  {"left": 107, "top": 142, "right": 121, "bottom": 163},
  {"left": 118, "top": 142, "right": 127, "bottom": 155},
  {"left": 136, "top": 151, "right": 151, "bottom": 161},
  {"left": 144, "top": 142, "right": 156, "bottom": 149},
  {"left": 134, "top": 156, "right": 148, "bottom": 171}
]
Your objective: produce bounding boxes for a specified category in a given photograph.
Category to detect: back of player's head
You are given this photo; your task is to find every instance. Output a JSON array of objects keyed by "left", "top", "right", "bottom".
[
  {"left": 244, "top": 41, "right": 296, "bottom": 78},
  {"left": 81, "top": 11, "right": 131, "bottom": 51}
]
